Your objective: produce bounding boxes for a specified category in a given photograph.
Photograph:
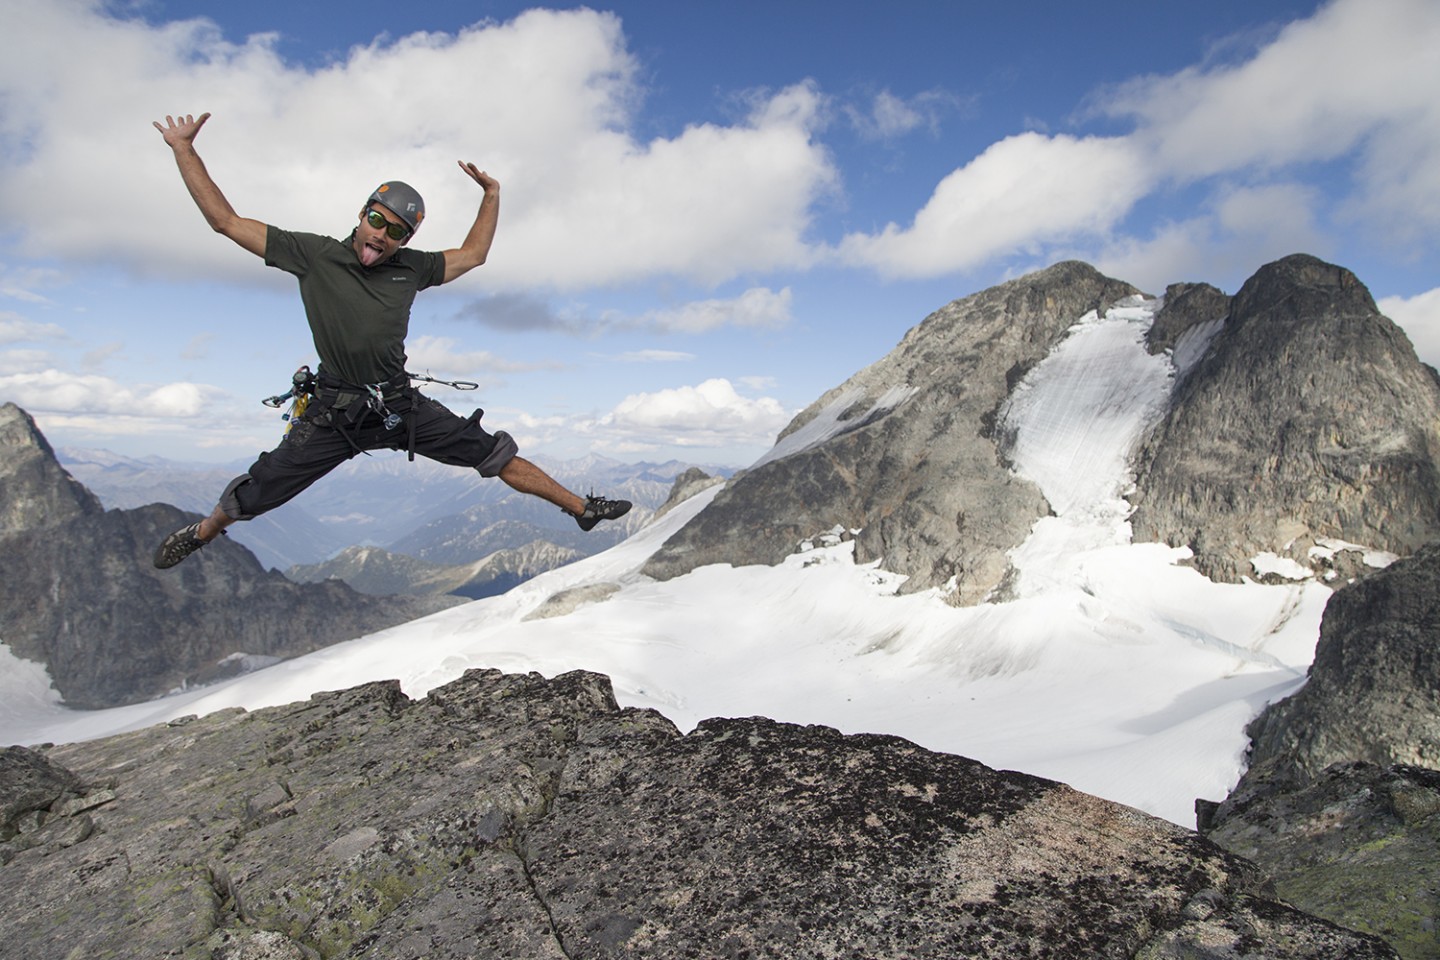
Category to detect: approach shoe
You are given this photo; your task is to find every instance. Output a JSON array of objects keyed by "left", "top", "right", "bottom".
[
  {"left": 572, "top": 494, "right": 632, "bottom": 532},
  {"left": 153, "top": 521, "right": 218, "bottom": 569}
]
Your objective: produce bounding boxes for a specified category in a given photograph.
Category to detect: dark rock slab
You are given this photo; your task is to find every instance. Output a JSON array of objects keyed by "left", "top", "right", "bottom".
[{"left": 1205, "top": 762, "right": 1439, "bottom": 960}]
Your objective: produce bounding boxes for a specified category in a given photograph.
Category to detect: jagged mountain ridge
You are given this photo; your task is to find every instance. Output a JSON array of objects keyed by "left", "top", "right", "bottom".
[
  {"left": 0, "top": 404, "right": 455, "bottom": 708},
  {"left": 286, "top": 539, "right": 582, "bottom": 599},
  {"left": 645, "top": 254, "right": 1440, "bottom": 603},
  {"left": 643, "top": 261, "right": 1142, "bottom": 604}
]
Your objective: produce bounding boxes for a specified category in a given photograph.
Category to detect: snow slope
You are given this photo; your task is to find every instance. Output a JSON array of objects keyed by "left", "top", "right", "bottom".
[{"left": 0, "top": 299, "right": 1349, "bottom": 827}]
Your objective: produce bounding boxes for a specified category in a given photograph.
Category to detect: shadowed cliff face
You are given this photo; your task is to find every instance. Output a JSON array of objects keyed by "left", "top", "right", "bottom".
[
  {"left": 0, "top": 403, "right": 455, "bottom": 708},
  {"left": 0, "top": 669, "right": 1396, "bottom": 959},
  {"left": 1129, "top": 254, "right": 1440, "bottom": 583},
  {"left": 1200, "top": 542, "right": 1440, "bottom": 960}
]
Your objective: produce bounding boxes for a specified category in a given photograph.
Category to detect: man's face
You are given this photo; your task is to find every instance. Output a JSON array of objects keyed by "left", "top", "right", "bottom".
[{"left": 354, "top": 204, "right": 410, "bottom": 267}]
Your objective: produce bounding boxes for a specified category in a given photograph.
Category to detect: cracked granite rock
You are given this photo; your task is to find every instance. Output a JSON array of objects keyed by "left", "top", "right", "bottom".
[{"left": 1, "top": 670, "right": 1395, "bottom": 959}]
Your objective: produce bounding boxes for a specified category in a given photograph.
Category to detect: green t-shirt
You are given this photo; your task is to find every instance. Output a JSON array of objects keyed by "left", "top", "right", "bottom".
[{"left": 264, "top": 226, "right": 447, "bottom": 386}]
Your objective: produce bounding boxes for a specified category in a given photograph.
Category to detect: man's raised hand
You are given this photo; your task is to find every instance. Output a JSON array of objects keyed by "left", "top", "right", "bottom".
[
  {"left": 153, "top": 113, "right": 211, "bottom": 148},
  {"left": 457, "top": 161, "right": 499, "bottom": 194}
]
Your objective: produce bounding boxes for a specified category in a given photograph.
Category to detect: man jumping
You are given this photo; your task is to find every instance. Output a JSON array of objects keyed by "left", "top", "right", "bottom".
[{"left": 151, "top": 112, "right": 630, "bottom": 569}]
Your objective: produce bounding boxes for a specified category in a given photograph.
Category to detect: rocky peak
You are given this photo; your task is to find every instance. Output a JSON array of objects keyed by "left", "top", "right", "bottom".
[
  {"left": 1130, "top": 253, "right": 1440, "bottom": 582},
  {"left": 645, "top": 254, "right": 1440, "bottom": 600},
  {"left": 0, "top": 406, "right": 455, "bottom": 708},
  {"left": 0, "top": 403, "right": 101, "bottom": 534},
  {"left": 643, "top": 261, "right": 1139, "bottom": 605}
]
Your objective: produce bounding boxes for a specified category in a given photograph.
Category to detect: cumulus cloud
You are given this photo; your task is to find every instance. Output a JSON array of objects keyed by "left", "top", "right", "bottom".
[
  {"left": 837, "top": 133, "right": 1151, "bottom": 277},
  {"left": 1091, "top": 181, "right": 1330, "bottom": 294},
  {"left": 1379, "top": 287, "right": 1440, "bottom": 369},
  {"left": 0, "top": 349, "right": 56, "bottom": 375},
  {"left": 592, "top": 378, "right": 790, "bottom": 449},
  {"left": 0, "top": 3, "right": 836, "bottom": 291},
  {"left": 1093, "top": 0, "right": 1440, "bottom": 244},
  {"left": 837, "top": 0, "right": 1440, "bottom": 280}
]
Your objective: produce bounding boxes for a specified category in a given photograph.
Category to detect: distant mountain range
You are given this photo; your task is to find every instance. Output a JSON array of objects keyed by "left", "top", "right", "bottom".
[{"left": 59, "top": 446, "right": 735, "bottom": 587}]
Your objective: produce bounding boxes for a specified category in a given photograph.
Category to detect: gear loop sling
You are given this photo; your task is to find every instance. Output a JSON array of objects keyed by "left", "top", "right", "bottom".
[{"left": 262, "top": 365, "right": 479, "bottom": 461}]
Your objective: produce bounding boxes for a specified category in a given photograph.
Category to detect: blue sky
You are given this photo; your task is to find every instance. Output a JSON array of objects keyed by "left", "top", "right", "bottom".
[{"left": 3, "top": 0, "right": 1439, "bottom": 467}]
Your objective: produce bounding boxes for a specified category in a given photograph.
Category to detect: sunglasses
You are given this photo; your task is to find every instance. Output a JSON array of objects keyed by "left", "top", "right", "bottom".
[{"left": 364, "top": 208, "right": 410, "bottom": 241}]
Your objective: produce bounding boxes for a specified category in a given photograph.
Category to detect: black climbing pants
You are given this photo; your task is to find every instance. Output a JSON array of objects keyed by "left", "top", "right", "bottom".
[{"left": 217, "top": 386, "right": 517, "bottom": 522}]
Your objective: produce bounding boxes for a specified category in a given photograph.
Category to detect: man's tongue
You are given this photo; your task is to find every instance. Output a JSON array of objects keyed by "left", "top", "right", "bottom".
[{"left": 360, "top": 242, "right": 384, "bottom": 267}]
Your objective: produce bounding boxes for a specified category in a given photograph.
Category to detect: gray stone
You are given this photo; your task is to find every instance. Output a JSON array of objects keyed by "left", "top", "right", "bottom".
[
  {"left": 0, "top": 669, "right": 1393, "bottom": 959},
  {"left": 1247, "top": 540, "right": 1440, "bottom": 781},
  {"left": 0, "top": 745, "right": 81, "bottom": 840}
]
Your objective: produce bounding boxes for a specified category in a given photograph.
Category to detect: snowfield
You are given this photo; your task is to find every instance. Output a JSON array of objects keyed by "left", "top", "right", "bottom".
[{"left": 1, "top": 299, "right": 1365, "bottom": 827}]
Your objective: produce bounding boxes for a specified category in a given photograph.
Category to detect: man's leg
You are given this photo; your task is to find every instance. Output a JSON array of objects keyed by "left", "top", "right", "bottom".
[
  {"left": 498, "top": 456, "right": 586, "bottom": 516},
  {"left": 154, "top": 416, "right": 356, "bottom": 569},
  {"left": 197, "top": 504, "right": 235, "bottom": 542},
  {"left": 406, "top": 396, "right": 633, "bottom": 531}
]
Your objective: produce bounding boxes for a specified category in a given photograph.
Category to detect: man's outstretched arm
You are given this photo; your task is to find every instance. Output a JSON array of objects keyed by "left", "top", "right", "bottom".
[
  {"left": 441, "top": 161, "right": 500, "bottom": 284},
  {"left": 153, "top": 113, "right": 267, "bottom": 258}
]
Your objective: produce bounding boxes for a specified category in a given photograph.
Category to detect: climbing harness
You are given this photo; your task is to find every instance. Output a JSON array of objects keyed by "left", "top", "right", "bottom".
[{"left": 260, "top": 366, "right": 480, "bottom": 457}]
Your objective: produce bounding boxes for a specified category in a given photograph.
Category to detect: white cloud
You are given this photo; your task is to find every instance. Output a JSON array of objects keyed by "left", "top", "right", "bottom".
[
  {"left": 0, "top": 349, "right": 56, "bottom": 375},
  {"left": 1091, "top": 182, "right": 1329, "bottom": 294},
  {"left": 0, "top": 370, "right": 225, "bottom": 418},
  {"left": 404, "top": 334, "right": 552, "bottom": 379},
  {"left": 593, "top": 378, "right": 791, "bottom": 449},
  {"left": 0, "top": 4, "right": 836, "bottom": 291},
  {"left": 1095, "top": 0, "right": 1440, "bottom": 241},
  {"left": 837, "top": 133, "right": 1151, "bottom": 277},
  {"left": 847, "top": 89, "right": 965, "bottom": 142},
  {"left": 1379, "top": 287, "right": 1440, "bottom": 369},
  {"left": 835, "top": 0, "right": 1440, "bottom": 280},
  {"left": 0, "top": 312, "right": 66, "bottom": 344},
  {"left": 635, "top": 287, "right": 793, "bottom": 334}
]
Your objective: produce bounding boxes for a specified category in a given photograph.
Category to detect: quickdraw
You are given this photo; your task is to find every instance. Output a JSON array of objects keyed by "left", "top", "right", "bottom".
[
  {"left": 261, "top": 365, "right": 316, "bottom": 435},
  {"left": 404, "top": 371, "right": 479, "bottom": 391}
]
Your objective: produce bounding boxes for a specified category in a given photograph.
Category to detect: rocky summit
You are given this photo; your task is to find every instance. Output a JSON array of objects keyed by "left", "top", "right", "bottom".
[
  {"left": 0, "top": 403, "right": 454, "bottom": 708},
  {"left": 0, "top": 669, "right": 1396, "bottom": 959},
  {"left": 1130, "top": 254, "right": 1440, "bottom": 583}
]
